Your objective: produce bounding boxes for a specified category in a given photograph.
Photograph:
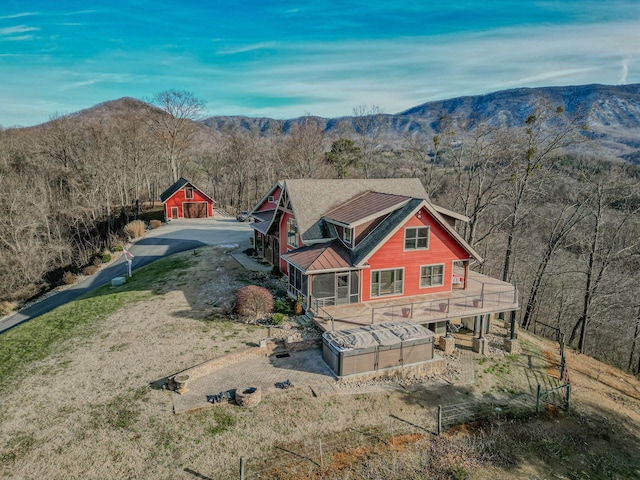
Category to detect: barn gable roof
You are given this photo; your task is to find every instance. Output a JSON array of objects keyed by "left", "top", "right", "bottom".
[{"left": 160, "top": 177, "right": 216, "bottom": 204}]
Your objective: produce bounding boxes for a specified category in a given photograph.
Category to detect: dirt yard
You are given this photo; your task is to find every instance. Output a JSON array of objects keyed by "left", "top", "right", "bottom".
[{"left": 1, "top": 245, "right": 640, "bottom": 479}]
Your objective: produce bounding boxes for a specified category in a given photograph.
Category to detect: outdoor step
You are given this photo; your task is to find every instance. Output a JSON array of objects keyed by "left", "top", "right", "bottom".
[{"left": 297, "top": 315, "right": 313, "bottom": 327}]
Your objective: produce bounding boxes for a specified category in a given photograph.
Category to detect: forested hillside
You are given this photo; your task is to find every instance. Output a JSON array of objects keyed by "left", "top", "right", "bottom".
[{"left": 1, "top": 86, "right": 640, "bottom": 375}]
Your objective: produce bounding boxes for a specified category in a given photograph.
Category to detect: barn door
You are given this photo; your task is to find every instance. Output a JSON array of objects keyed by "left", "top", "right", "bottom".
[{"left": 183, "top": 202, "right": 207, "bottom": 218}]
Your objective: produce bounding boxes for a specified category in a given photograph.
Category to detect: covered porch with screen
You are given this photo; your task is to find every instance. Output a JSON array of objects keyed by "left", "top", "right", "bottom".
[{"left": 286, "top": 265, "right": 361, "bottom": 312}]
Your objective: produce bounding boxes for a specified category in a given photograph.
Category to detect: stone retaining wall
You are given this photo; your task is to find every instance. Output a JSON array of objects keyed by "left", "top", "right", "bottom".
[
  {"left": 168, "top": 337, "right": 321, "bottom": 391},
  {"left": 284, "top": 337, "right": 321, "bottom": 352},
  {"left": 169, "top": 341, "right": 276, "bottom": 387}
]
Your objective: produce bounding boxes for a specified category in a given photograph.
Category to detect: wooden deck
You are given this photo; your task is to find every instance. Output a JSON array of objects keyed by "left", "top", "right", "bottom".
[{"left": 315, "top": 270, "right": 518, "bottom": 332}]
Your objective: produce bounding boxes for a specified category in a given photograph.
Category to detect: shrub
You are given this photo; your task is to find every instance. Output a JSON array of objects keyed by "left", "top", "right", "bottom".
[
  {"left": 113, "top": 245, "right": 124, "bottom": 252},
  {"left": 271, "top": 313, "right": 285, "bottom": 325},
  {"left": 101, "top": 253, "right": 112, "bottom": 263},
  {"left": 0, "top": 301, "right": 15, "bottom": 316},
  {"left": 123, "top": 220, "right": 146, "bottom": 239},
  {"left": 149, "top": 219, "right": 162, "bottom": 229},
  {"left": 92, "top": 256, "right": 103, "bottom": 266},
  {"left": 62, "top": 272, "right": 77, "bottom": 285},
  {"left": 82, "top": 265, "right": 99, "bottom": 276},
  {"left": 273, "top": 299, "right": 292, "bottom": 314},
  {"left": 234, "top": 285, "right": 274, "bottom": 320}
]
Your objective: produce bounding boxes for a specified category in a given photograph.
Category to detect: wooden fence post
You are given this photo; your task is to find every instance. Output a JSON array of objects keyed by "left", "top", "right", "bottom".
[
  {"left": 565, "top": 383, "right": 571, "bottom": 411},
  {"left": 239, "top": 457, "right": 245, "bottom": 480},
  {"left": 437, "top": 405, "right": 442, "bottom": 435},
  {"left": 536, "top": 384, "right": 541, "bottom": 413}
]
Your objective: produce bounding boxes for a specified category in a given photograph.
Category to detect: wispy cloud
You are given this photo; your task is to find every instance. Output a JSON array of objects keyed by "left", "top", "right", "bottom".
[
  {"left": 203, "top": 20, "right": 640, "bottom": 116},
  {"left": 58, "top": 72, "right": 138, "bottom": 91},
  {"left": 1, "top": 1, "right": 639, "bottom": 126},
  {"left": 216, "top": 42, "right": 278, "bottom": 55},
  {"left": 0, "top": 25, "right": 39, "bottom": 36},
  {"left": 4, "top": 35, "right": 36, "bottom": 42},
  {"left": 58, "top": 10, "right": 96, "bottom": 16},
  {"left": 0, "top": 12, "right": 39, "bottom": 20},
  {"left": 620, "top": 58, "right": 629, "bottom": 84}
]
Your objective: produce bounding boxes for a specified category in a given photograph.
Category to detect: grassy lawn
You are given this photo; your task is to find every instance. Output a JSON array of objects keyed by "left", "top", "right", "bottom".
[
  {"left": 1, "top": 247, "right": 640, "bottom": 479},
  {"left": 0, "top": 255, "right": 194, "bottom": 391}
]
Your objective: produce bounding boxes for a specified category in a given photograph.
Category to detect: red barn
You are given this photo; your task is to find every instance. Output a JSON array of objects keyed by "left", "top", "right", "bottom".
[
  {"left": 160, "top": 178, "right": 215, "bottom": 221},
  {"left": 248, "top": 179, "right": 519, "bottom": 336}
]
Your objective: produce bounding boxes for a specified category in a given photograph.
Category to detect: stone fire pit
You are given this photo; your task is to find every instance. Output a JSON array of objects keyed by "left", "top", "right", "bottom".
[{"left": 235, "top": 386, "right": 262, "bottom": 407}]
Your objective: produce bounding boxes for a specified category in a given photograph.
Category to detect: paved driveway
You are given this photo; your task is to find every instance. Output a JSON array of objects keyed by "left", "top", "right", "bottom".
[{"left": 0, "top": 218, "right": 253, "bottom": 334}]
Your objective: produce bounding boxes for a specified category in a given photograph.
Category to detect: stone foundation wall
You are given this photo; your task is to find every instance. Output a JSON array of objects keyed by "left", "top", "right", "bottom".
[{"left": 336, "top": 356, "right": 444, "bottom": 383}]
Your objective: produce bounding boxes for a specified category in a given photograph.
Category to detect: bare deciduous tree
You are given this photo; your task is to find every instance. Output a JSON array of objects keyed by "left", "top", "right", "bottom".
[{"left": 150, "top": 90, "right": 206, "bottom": 182}]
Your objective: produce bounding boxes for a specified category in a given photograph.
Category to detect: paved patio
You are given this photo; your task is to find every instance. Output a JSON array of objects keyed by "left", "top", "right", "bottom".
[{"left": 172, "top": 348, "right": 337, "bottom": 413}]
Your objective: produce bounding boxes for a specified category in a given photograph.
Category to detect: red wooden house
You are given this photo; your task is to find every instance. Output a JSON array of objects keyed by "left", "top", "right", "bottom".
[
  {"left": 160, "top": 178, "right": 215, "bottom": 221},
  {"left": 249, "top": 179, "right": 518, "bottom": 334}
]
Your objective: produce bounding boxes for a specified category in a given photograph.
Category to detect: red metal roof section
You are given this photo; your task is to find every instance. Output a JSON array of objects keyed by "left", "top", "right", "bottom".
[
  {"left": 283, "top": 241, "right": 352, "bottom": 273},
  {"left": 324, "top": 191, "right": 411, "bottom": 225}
]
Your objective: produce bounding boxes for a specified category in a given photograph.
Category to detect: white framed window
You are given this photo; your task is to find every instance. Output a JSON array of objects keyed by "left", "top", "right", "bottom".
[
  {"left": 371, "top": 268, "right": 403, "bottom": 297},
  {"left": 268, "top": 195, "right": 275, "bottom": 203},
  {"left": 420, "top": 264, "right": 444, "bottom": 288},
  {"left": 287, "top": 218, "right": 298, "bottom": 248},
  {"left": 404, "top": 226, "right": 429, "bottom": 250},
  {"left": 343, "top": 227, "right": 353, "bottom": 245},
  {"left": 185, "top": 187, "right": 194, "bottom": 200}
]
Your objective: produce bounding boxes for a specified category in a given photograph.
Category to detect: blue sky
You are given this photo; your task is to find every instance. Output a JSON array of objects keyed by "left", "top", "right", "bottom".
[{"left": 1, "top": 1, "right": 639, "bottom": 127}]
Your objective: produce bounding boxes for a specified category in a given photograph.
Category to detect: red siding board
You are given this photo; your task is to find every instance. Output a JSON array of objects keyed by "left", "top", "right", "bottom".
[
  {"left": 362, "top": 207, "right": 470, "bottom": 302},
  {"left": 257, "top": 186, "right": 282, "bottom": 212},
  {"left": 163, "top": 187, "right": 214, "bottom": 219}
]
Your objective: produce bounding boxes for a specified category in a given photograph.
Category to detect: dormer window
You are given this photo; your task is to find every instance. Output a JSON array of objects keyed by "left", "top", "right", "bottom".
[
  {"left": 268, "top": 195, "right": 275, "bottom": 203},
  {"left": 343, "top": 227, "right": 353, "bottom": 245},
  {"left": 185, "top": 187, "right": 194, "bottom": 199}
]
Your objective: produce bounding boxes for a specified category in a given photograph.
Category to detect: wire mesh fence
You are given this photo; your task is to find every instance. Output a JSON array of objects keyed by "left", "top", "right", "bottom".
[{"left": 239, "top": 395, "right": 535, "bottom": 479}]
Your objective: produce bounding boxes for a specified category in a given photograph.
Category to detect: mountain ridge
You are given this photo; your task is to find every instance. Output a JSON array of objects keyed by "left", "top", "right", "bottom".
[{"left": 13, "top": 83, "right": 640, "bottom": 163}]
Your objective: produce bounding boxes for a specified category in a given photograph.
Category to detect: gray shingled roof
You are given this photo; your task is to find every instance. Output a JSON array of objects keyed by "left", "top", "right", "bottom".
[
  {"left": 160, "top": 177, "right": 189, "bottom": 203},
  {"left": 284, "top": 178, "right": 429, "bottom": 242}
]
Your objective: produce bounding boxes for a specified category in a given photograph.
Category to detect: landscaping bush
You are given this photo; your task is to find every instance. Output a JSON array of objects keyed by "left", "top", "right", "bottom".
[
  {"left": 149, "top": 219, "right": 162, "bottom": 229},
  {"left": 0, "top": 301, "right": 14, "bottom": 316},
  {"left": 123, "top": 220, "right": 146, "bottom": 239},
  {"left": 113, "top": 245, "right": 124, "bottom": 252},
  {"left": 234, "top": 285, "right": 273, "bottom": 320},
  {"left": 271, "top": 313, "right": 285, "bottom": 325},
  {"left": 92, "top": 256, "right": 103, "bottom": 266},
  {"left": 273, "top": 299, "right": 292, "bottom": 314},
  {"left": 82, "top": 265, "right": 99, "bottom": 276},
  {"left": 62, "top": 272, "right": 77, "bottom": 285},
  {"left": 101, "top": 252, "right": 112, "bottom": 263}
]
